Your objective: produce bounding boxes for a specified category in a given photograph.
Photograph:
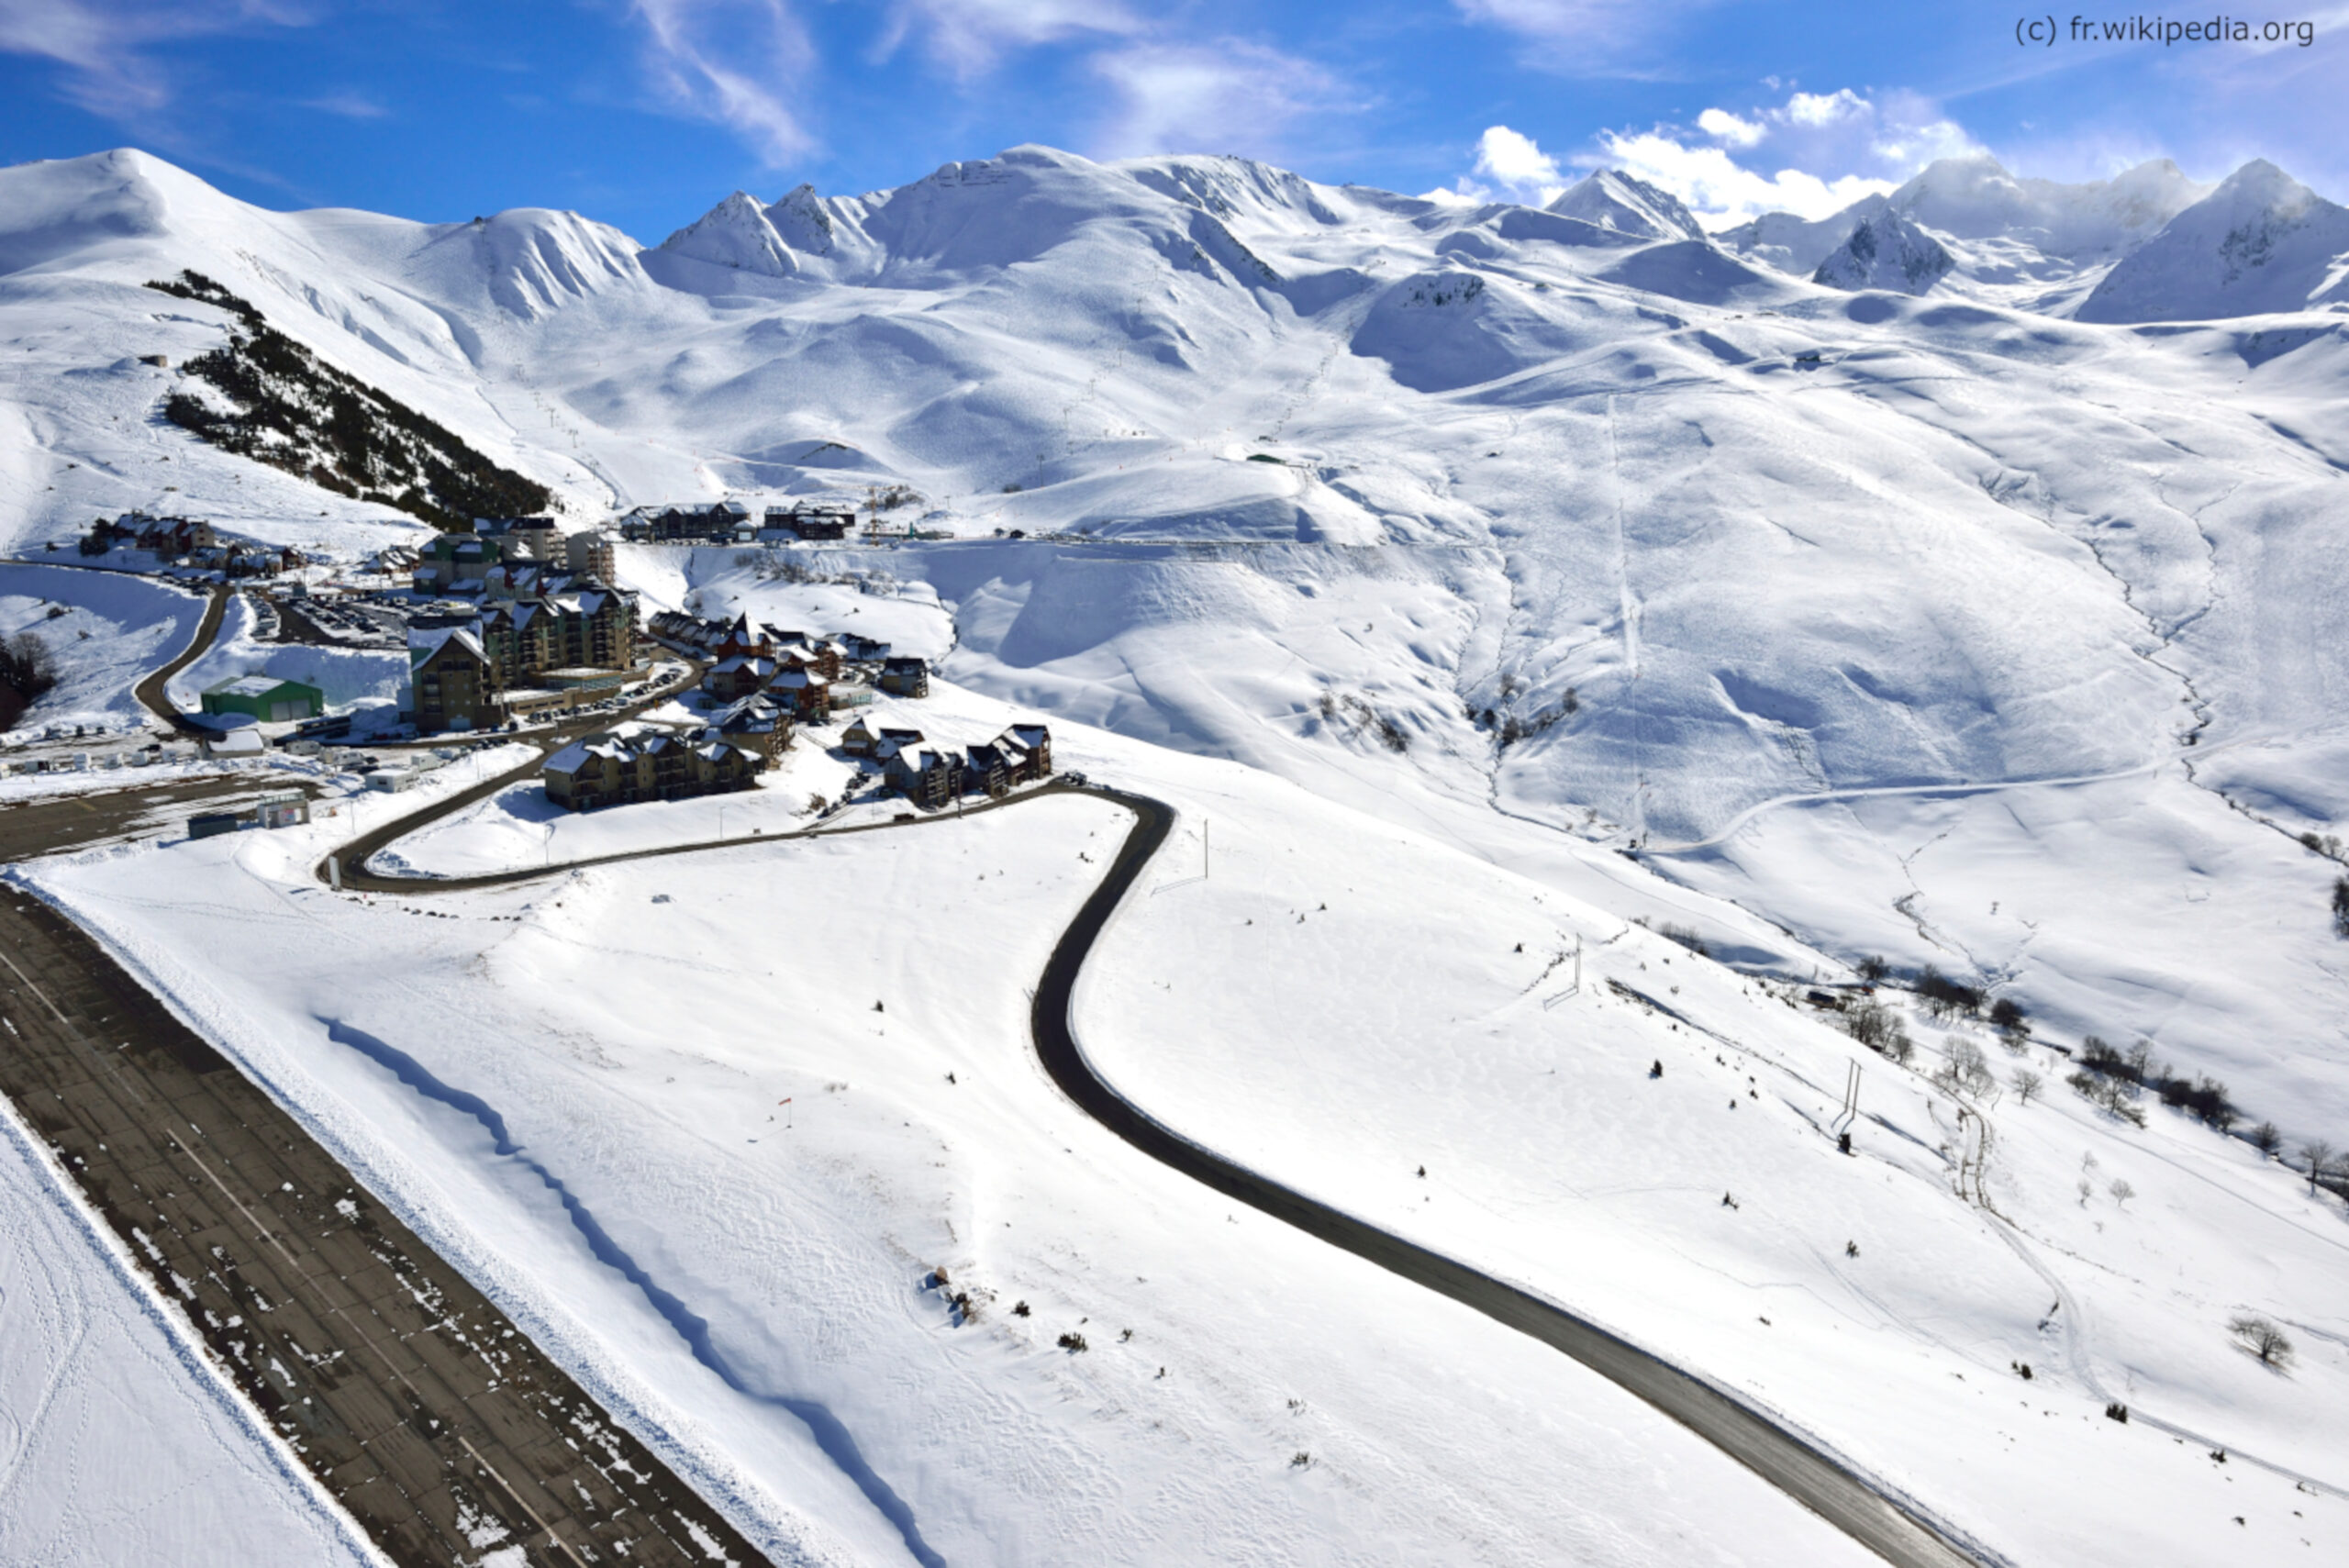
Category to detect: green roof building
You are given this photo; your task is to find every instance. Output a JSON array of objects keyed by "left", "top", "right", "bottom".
[{"left": 200, "top": 673, "right": 325, "bottom": 723}]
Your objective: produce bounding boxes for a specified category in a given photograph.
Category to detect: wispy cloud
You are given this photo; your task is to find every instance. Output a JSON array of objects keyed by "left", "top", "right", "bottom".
[
  {"left": 875, "top": 0, "right": 1140, "bottom": 81},
  {"left": 1089, "top": 38, "right": 1353, "bottom": 161},
  {"left": 630, "top": 0, "right": 817, "bottom": 165},
  {"left": 300, "top": 89, "right": 388, "bottom": 120},
  {"left": 0, "top": 0, "right": 313, "bottom": 117},
  {"left": 1452, "top": 0, "right": 1724, "bottom": 74}
]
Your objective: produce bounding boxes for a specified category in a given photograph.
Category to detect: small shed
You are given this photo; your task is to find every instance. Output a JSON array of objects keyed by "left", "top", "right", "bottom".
[{"left": 201, "top": 673, "right": 325, "bottom": 723}]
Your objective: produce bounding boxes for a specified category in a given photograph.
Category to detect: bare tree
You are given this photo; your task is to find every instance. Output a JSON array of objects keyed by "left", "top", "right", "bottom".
[
  {"left": 1936, "top": 1038, "right": 1995, "bottom": 1098},
  {"left": 2012, "top": 1069, "right": 2043, "bottom": 1106},
  {"left": 2109, "top": 1179, "right": 2134, "bottom": 1207},
  {"left": 2248, "top": 1122, "right": 2281, "bottom": 1158},
  {"left": 2301, "top": 1140, "right": 2337, "bottom": 1196},
  {"left": 2228, "top": 1315, "right": 2294, "bottom": 1368}
]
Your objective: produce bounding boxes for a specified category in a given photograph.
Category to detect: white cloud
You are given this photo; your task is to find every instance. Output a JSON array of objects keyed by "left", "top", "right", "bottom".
[
  {"left": 1586, "top": 86, "right": 1984, "bottom": 226},
  {"left": 631, "top": 0, "right": 816, "bottom": 165},
  {"left": 1475, "top": 125, "right": 1561, "bottom": 189},
  {"left": 878, "top": 0, "right": 1139, "bottom": 79},
  {"left": 1785, "top": 88, "right": 1866, "bottom": 128},
  {"left": 1089, "top": 39, "right": 1348, "bottom": 160},
  {"left": 1696, "top": 107, "right": 1761, "bottom": 149},
  {"left": 1592, "top": 130, "right": 1894, "bottom": 224}
]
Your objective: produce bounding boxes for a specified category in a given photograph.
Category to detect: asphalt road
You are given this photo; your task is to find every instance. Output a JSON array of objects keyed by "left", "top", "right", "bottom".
[
  {"left": 328, "top": 764, "right": 1988, "bottom": 1568},
  {"left": 130, "top": 582, "right": 229, "bottom": 731}
]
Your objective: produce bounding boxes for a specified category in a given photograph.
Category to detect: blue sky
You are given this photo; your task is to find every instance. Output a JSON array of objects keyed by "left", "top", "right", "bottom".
[{"left": 0, "top": 1, "right": 2340, "bottom": 239}]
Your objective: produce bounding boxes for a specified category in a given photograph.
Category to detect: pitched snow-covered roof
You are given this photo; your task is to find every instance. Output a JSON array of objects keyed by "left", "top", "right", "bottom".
[{"left": 408, "top": 626, "right": 485, "bottom": 666}]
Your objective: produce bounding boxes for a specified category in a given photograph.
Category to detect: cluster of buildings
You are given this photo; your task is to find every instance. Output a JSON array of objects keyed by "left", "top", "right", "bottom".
[
  {"left": 409, "top": 516, "right": 617, "bottom": 595},
  {"left": 842, "top": 717, "right": 1054, "bottom": 810},
  {"left": 648, "top": 611, "right": 930, "bottom": 718},
  {"left": 619, "top": 503, "right": 856, "bottom": 544},
  {"left": 542, "top": 604, "right": 1055, "bottom": 817},
  {"left": 81, "top": 512, "right": 305, "bottom": 577},
  {"left": 541, "top": 730, "right": 767, "bottom": 810},
  {"left": 402, "top": 517, "right": 641, "bottom": 734}
]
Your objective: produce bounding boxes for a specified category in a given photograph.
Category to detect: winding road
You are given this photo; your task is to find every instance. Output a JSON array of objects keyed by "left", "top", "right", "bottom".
[
  {"left": 323, "top": 759, "right": 1987, "bottom": 1568},
  {"left": 131, "top": 581, "right": 229, "bottom": 730}
]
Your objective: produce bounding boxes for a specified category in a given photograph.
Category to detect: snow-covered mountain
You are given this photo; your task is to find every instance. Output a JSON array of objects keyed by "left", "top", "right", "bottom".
[
  {"left": 1545, "top": 169, "right": 1706, "bottom": 242},
  {"left": 1725, "top": 152, "right": 2214, "bottom": 307},
  {"left": 2078, "top": 159, "right": 2349, "bottom": 322},
  {"left": 7, "top": 141, "right": 2349, "bottom": 1568},
  {"left": 1810, "top": 208, "right": 1954, "bottom": 293}
]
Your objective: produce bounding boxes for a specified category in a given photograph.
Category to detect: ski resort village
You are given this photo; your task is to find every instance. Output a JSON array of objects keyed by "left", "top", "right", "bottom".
[{"left": 3, "top": 119, "right": 2349, "bottom": 1568}]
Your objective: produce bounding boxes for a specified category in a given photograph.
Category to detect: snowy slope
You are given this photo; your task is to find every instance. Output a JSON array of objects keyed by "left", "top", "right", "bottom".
[
  {"left": 30, "top": 748, "right": 1891, "bottom": 1568},
  {"left": 31, "top": 683, "right": 2349, "bottom": 1566}
]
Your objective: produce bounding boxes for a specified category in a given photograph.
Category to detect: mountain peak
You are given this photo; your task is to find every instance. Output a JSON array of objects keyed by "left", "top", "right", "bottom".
[
  {"left": 1547, "top": 170, "right": 1706, "bottom": 242},
  {"left": 1812, "top": 209, "right": 1954, "bottom": 295},
  {"left": 2076, "top": 157, "right": 2348, "bottom": 322}
]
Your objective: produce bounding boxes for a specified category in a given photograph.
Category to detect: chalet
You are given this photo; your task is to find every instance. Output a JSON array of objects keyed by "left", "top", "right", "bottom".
[
  {"left": 840, "top": 632, "right": 891, "bottom": 662},
  {"left": 407, "top": 628, "right": 504, "bottom": 733},
  {"left": 413, "top": 533, "right": 501, "bottom": 594},
  {"left": 474, "top": 517, "right": 566, "bottom": 561},
  {"left": 878, "top": 656, "right": 930, "bottom": 698},
  {"left": 776, "top": 640, "right": 843, "bottom": 682},
  {"left": 1000, "top": 723, "right": 1052, "bottom": 782},
  {"left": 477, "top": 585, "right": 638, "bottom": 685},
  {"left": 766, "top": 666, "right": 830, "bottom": 722},
  {"left": 702, "top": 695, "right": 791, "bottom": 760},
  {"left": 703, "top": 655, "right": 777, "bottom": 701},
  {"left": 964, "top": 741, "right": 1012, "bottom": 799},
  {"left": 85, "top": 512, "right": 216, "bottom": 557},
  {"left": 541, "top": 730, "right": 765, "bottom": 810},
  {"left": 710, "top": 615, "right": 771, "bottom": 661},
  {"left": 855, "top": 722, "right": 926, "bottom": 762},
  {"left": 885, "top": 746, "right": 960, "bottom": 811}
]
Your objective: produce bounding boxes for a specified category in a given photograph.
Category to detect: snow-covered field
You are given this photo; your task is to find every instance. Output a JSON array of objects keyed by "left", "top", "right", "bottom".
[
  {"left": 0, "top": 562, "right": 202, "bottom": 735},
  {"left": 3, "top": 136, "right": 2349, "bottom": 1563},
  {"left": 17, "top": 685, "right": 2343, "bottom": 1565}
]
